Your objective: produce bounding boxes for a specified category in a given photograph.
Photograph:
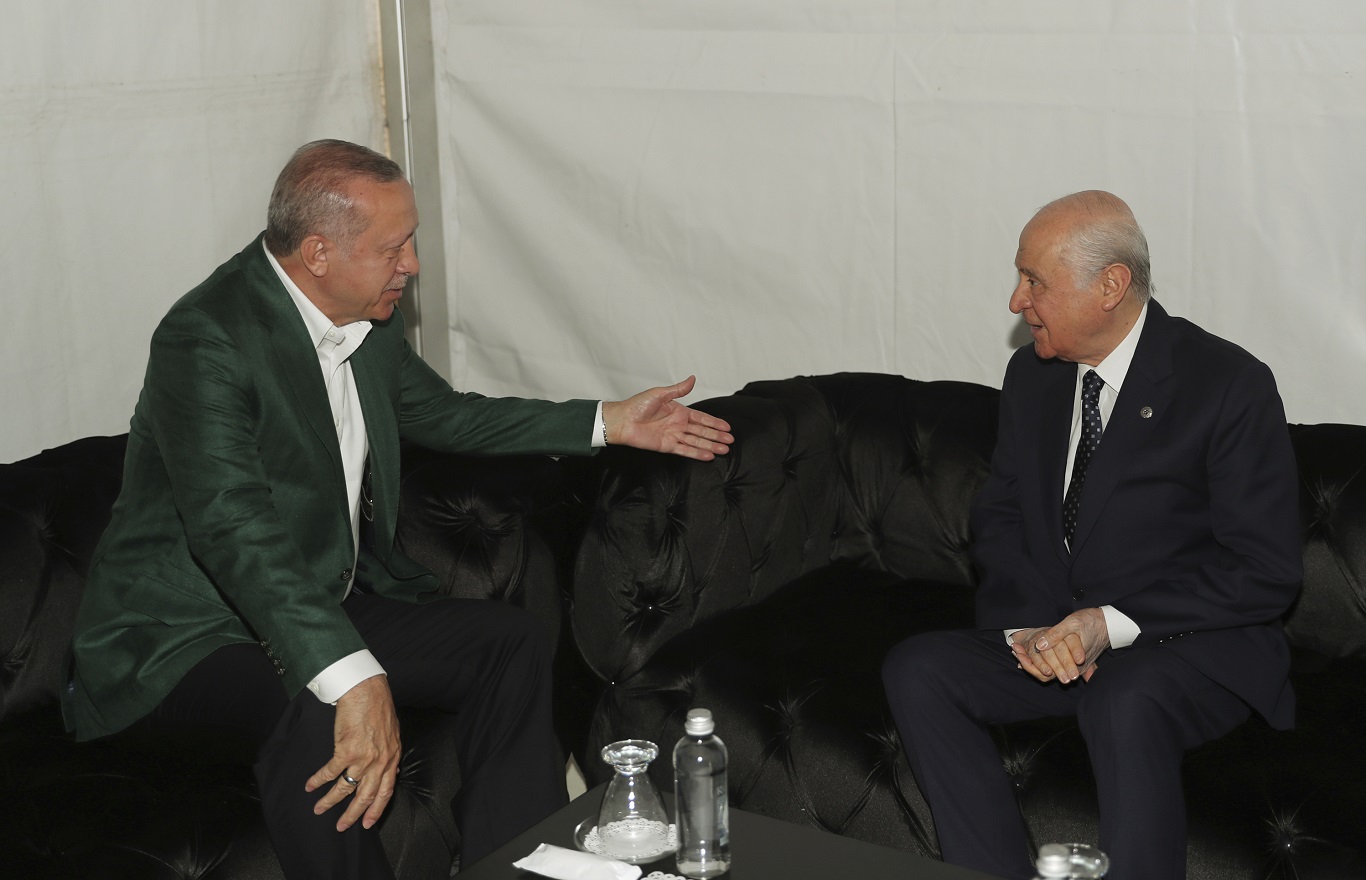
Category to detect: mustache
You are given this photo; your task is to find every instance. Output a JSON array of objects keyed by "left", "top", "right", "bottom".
[{"left": 387, "top": 275, "right": 412, "bottom": 291}]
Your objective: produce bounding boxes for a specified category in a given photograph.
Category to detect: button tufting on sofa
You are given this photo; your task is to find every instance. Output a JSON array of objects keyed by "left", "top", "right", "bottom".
[
  {"left": 565, "top": 373, "right": 1366, "bottom": 880},
  {"left": 0, "top": 438, "right": 576, "bottom": 878}
]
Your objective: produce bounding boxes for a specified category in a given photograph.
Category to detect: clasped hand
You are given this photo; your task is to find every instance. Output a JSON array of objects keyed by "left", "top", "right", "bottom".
[
  {"left": 1011, "top": 607, "right": 1110, "bottom": 684},
  {"left": 602, "top": 376, "right": 733, "bottom": 460}
]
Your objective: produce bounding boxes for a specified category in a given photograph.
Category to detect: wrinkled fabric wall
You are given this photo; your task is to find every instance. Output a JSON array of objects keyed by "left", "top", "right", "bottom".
[
  {"left": 4, "top": 2, "right": 1364, "bottom": 463},
  {"left": 432, "top": 1, "right": 1365, "bottom": 426},
  {"left": 1, "top": 1, "right": 386, "bottom": 463}
]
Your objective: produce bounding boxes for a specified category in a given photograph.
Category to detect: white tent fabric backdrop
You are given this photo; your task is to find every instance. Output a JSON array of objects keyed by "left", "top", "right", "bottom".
[
  {"left": 0, "top": 0, "right": 386, "bottom": 463},
  {"left": 432, "top": 0, "right": 1365, "bottom": 431},
  {"left": 2, "top": 0, "right": 1363, "bottom": 464}
]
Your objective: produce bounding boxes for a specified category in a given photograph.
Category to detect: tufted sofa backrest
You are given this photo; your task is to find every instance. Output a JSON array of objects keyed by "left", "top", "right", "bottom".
[
  {"left": 802, "top": 374, "right": 1000, "bottom": 582},
  {"left": 570, "top": 374, "right": 1366, "bottom": 689},
  {"left": 0, "top": 437, "right": 573, "bottom": 730},
  {"left": 570, "top": 374, "right": 1001, "bottom": 685},
  {"left": 1285, "top": 423, "right": 1366, "bottom": 659},
  {"left": 0, "top": 436, "right": 125, "bottom": 726}
]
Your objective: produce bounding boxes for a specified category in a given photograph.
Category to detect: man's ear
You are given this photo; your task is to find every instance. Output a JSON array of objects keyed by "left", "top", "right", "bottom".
[
  {"left": 1098, "top": 263, "right": 1133, "bottom": 312},
  {"left": 298, "top": 235, "right": 330, "bottom": 279}
]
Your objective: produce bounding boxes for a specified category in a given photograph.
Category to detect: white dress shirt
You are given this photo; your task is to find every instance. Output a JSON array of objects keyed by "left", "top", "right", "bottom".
[
  {"left": 266, "top": 244, "right": 386, "bottom": 703},
  {"left": 266, "top": 242, "right": 608, "bottom": 704},
  {"left": 1007, "top": 302, "right": 1148, "bottom": 651}
]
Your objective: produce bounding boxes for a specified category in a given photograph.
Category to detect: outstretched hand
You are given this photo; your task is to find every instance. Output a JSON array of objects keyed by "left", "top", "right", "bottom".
[
  {"left": 1011, "top": 607, "right": 1110, "bottom": 684},
  {"left": 602, "top": 376, "right": 734, "bottom": 461}
]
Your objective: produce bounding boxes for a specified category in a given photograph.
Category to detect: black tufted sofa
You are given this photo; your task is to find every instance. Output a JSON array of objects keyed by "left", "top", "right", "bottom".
[
  {"left": 0, "top": 435, "right": 574, "bottom": 879},
  {"left": 567, "top": 373, "right": 1366, "bottom": 880},
  {"left": 6, "top": 374, "right": 1364, "bottom": 879}
]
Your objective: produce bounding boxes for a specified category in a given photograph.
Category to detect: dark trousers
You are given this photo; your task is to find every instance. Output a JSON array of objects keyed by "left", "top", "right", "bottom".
[
  {"left": 137, "top": 592, "right": 568, "bottom": 879},
  {"left": 881, "top": 629, "right": 1250, "bottom": 880}
]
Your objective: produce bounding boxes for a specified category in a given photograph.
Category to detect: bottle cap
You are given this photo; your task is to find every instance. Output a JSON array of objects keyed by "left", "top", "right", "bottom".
[
  {"left": 1036, "top": 844, "right": 1070, "bottom": 878},
  {"left": 684, "top": 708, "right": 714, "bottom": 735}
]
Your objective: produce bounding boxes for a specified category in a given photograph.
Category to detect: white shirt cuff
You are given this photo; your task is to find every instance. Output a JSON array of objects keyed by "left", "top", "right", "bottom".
[
  {"left": 1101, "top": 605, "right": 1141, "bottom": 649},
  {"left": 1003, "top": 628, "right": 1026, "bottom": 646},
  {"left": 591, "top": 400, "right": 607, "bottom": 447},
  {"left": 306, "top": 649, "right": 386, "bottom": 704}
]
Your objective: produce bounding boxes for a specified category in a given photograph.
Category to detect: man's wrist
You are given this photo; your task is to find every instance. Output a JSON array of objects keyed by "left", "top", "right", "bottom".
[
  {"left": 307, "top": 650, "right": 386, "bottom": 704},
  {"left": 1100, "top": 604, "right": 1139, "bottom": 648},
  {"left": 592, "top": 401, "right": 610, "bottom": 447}
]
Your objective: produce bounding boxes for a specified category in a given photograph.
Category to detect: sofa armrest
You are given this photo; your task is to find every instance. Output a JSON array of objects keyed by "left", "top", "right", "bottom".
[
  {"left": 396, "top": 444, "right": 570, "bottom": 655},
  {"left": 568, "top": 382, "right": 844, "bottom": 686},
  {"left": 567, "top": 373, "right": 999, "bottom": 687}
]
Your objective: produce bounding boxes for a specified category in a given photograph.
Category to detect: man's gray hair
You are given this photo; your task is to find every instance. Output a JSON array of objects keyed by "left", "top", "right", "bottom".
[
  {"left": 1044, "top": 190, "right": 1154, "bottom": 303},
  {"left": 264, "top": 140, "right": 405, "bottom": 256}
]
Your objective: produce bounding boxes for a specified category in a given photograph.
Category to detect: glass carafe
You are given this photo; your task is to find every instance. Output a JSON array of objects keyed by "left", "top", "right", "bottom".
[{"left": 597, "top": 739, "right": 671, "bottom": 863}]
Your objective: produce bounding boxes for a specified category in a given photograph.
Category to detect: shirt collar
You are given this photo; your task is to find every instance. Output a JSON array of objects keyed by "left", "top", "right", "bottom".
[
  {"left": 1086, "top": 300, "right": 1149, "bottom": 393},
  {"left": 263, "top": 240, "right": 373, "bottom": 349}
]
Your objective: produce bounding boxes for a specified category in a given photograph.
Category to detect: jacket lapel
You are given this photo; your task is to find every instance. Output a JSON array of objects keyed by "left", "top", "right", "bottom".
[
  {"left": 242, "top": 239, "right": 348, "bottom": 513},
  {"left": 1068, "top": 301, "right": 1177, "bottom": 556},
  {"left": 350, "top": 337, "right": 399, "bottom": 556},
  {"left": 1036, "top": 361, "right": 1077, "bottom": 564}
]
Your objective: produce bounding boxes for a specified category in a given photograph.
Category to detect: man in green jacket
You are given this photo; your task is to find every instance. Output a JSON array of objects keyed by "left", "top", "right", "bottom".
[{"left": 63, "top": 139, "right": 733, "bottom": 878}]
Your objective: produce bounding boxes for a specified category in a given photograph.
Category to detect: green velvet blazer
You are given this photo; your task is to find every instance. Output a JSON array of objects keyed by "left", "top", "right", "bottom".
[{"left": 63, "top": 236, "right": 595, "bottom": 740}]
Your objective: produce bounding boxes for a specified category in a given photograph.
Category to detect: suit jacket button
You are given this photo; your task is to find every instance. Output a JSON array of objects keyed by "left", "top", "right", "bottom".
[
  {"left": 1072, "top": 589, "right": 1085, "bottom": 600},
  {"left": 340, "top": 569, "right": 353, "bottom": 581}
]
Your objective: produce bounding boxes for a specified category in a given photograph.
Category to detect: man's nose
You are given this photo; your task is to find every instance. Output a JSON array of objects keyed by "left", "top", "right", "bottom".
[
  {"left": 1009, "top": 282, "right": 1029, "bottom": 314},
  {"left": 400, "top": 240, "right": 420, "bottom": 277}
]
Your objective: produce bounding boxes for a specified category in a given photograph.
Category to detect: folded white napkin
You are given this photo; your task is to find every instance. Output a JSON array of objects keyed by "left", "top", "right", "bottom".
[{"left": 513, "top": 843, "right": 643, "bottom": 880}]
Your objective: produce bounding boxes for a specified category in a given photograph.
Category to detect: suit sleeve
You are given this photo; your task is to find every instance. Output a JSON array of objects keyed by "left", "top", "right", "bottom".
[
  {"left": 970, "top": 354, "right": 1066, "bottom": 629},
  {"left": 145, "top": 306, "right": 366, "bottom": 695},
  {"left": 392, "top": 334, "right": 598, "bottom": 455},
  {"left": 1116, "top": 359, "right": 1302, "bottom": 641}
]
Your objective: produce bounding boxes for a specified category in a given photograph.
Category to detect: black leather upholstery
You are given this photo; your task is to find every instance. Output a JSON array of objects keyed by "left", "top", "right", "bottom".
[
  {"left": 5, "top": 373, "right": 1363, "bottom": 879},
  {"left": 567, "top": 373, "right": 1366, "bottom": 879},
  {"left": 0, "top": 436, "right": 571, "bottom": 878}
]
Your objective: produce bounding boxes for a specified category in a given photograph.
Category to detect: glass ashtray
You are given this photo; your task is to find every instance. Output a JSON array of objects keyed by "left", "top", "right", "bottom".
[
  {"left": 573, "top": 816, "right": 678, "bottom": 865},
  {"left": 1037, "top": 842, "right": 1110, "bottom": 878}
]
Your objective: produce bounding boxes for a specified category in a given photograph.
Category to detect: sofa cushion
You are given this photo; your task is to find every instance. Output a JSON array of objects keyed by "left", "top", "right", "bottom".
[
  {"left": 587, "top": 564, "right": 974, "bottom": 853},
  {"left": 0, "top": 436, "right": 573, "bottom": 878},
  {"left": 570, "top": 373, "right": 1366, "bottom": 880}
]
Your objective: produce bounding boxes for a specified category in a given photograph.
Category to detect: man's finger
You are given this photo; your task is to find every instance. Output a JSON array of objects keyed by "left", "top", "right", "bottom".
[
  {"left": 682, "top": 432, "right": 730, "bottom": 455},
  {"left": 305, "top": 757, "right": 348, "bottom": 795},
  {"left": 362, "top": 763, "right": 400, "bottom": 829},
  {"left": 686, "top": 421, "right": 734, "bottom": 444},
  {"left": 336, "top": 777, "right": 378, "bottom": 832},
  {"left": 665, "top": 375, "right": 697, "bottom": 399},
  {"left": 1016, "top": 650, "right": 1053, "bottom": 683},
  {"left": 1038, "top": 642, "right": 1079, "bottom": 683},
  {"left": 312, "top": 772, "right": 359, "bottom": 817},
  {"left": 688, "top": 408, "right": 732, "bottom": 434},
  {"left": 1063, "top": 631, "right": 1088, "bottom": 665}
]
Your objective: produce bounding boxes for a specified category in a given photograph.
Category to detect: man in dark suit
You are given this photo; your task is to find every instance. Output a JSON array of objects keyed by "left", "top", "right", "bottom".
[
  {"left": 63, "top": 139, "right": 734, "bottom": 878},
  {"left": 881, "top": 191, "right": 1301, "bottom": 879}
]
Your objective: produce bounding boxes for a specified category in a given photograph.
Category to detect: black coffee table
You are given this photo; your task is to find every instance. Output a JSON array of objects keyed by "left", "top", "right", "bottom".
[{"left": 457, "top": 785, "right": 999, "bottom": 879}]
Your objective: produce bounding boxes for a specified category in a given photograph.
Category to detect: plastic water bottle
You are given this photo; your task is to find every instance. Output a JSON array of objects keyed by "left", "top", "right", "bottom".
[
  {"left": 1033, "top": 843, "right": 1109, "bottom": 878},
  {"left": 673, "top": 708, "right": 731, "bottom": 877}
]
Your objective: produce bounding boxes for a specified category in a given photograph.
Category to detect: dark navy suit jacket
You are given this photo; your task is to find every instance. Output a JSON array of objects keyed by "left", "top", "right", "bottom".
[{"left": 969, "top": 300, "right": 1302, "bottom": 729}]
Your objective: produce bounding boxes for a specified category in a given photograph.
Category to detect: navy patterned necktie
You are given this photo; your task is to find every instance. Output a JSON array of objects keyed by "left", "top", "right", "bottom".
[{"left": 1062, "top": 369, "right": 1105, "bottom": 550}]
